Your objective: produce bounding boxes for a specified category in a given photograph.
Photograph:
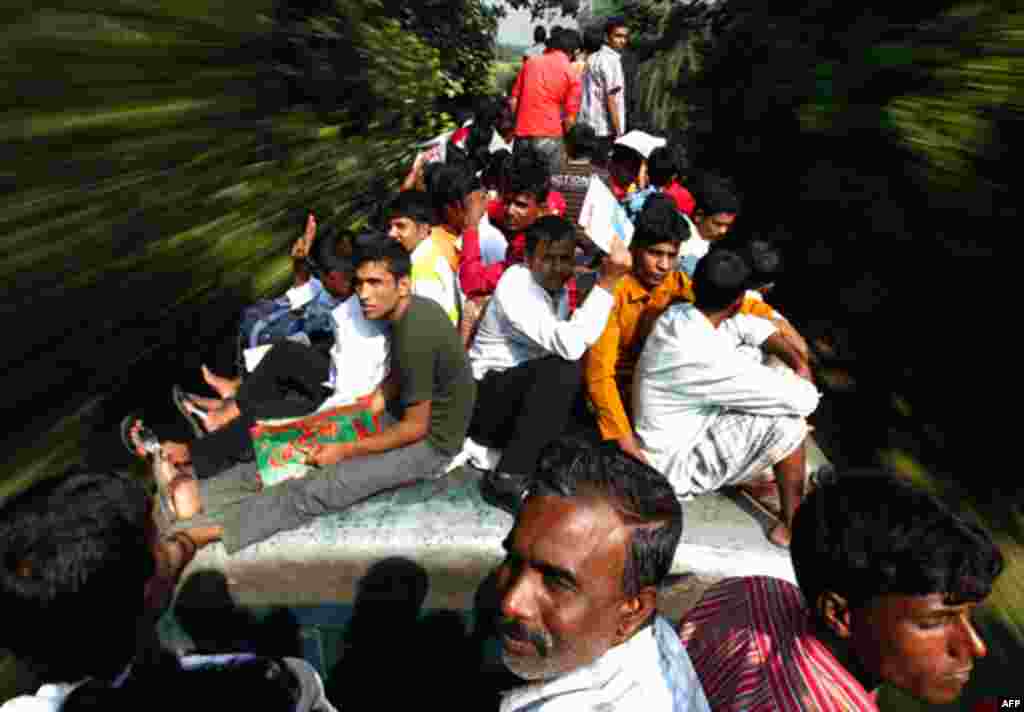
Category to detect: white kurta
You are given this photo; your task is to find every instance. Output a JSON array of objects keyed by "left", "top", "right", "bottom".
[
  {"left": 633, "top": 303, "right": 819, "bottom": 487},
  {"left": 499, "top": 620, "right": 711, "bottom": 712}
]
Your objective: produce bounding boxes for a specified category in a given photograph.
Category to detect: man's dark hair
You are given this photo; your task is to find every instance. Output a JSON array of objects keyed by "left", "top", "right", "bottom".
[
  {"left": 564, "top": 123, "right": 598, "bottom": 160},
  {"left": 610, "top": 144, "right": 644, "bottom": 185},
  {"left": 743, "top": 239, "right": 782, "bottom": 290},
  {"left": 632, "top": 193, "right": 690, "bottom": 250},
  {"left": 0, "top": 469, "right": 156, "bottom": 681},
  {"left": 310, "top": 226, "right": 354, "bottom": 277},
  {"left": 583, "top": 23, "right": 604, "bottom": 54},
  {"left": 482, "top": 148, "right": 512, "bottom": 191},
  {"left": 647, "top": 143, "right": 688, "bottom": 187},
  {"left": 548, "top": 26, "right": 581, "bottom": 56},
  {"left": 506, "top": 151, "right": 550, "bottom": 204},
  {"left": 352, "top": 232, "right": 412, "bottom": 279},
  {"left": 692, "top": 248, "right": 750, "bottom": 311},
  {"left": 530, "top": 438, "right": 683, "bottom": 603},
  {"left": 428, "top": 162, "right": 481, "bottom": 219},
  {"left": 524, "top": 215, "right": 575, "bottom": 257},
  {"left": 422, "top": 161, "right": 445, "bottom": 198},
  {"left": 791, "top": 470, "right": 1004, "bottom": 614},
  {"left": 605, "top": 15, "right": 628, "bottom": 36},
  {"left": 534, "top": 25, "right": 547, "bottom": 45},
  {"left": 692, "top": 174, "right": 741, "bottom": 216},
  {"left": 386, "top": 190, "right": 435, "bottom": 227}
]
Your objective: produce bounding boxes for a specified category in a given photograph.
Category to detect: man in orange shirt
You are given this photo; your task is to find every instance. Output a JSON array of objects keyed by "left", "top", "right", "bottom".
[
  {"left": 586, "top": 196, "right": 800, "bottom": 464},
  {"left": 510, "top": 28, "right": 582, "bottom": 175},
  {"left": 585, "top": 194, "right": 694, "bottom": 463}
]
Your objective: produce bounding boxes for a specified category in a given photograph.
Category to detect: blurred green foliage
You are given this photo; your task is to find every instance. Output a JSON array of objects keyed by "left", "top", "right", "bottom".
[
  {"left": 671, "top": 1, "right": 1023, "bottom": 704},
  {"left": 685, "top": 0, "right": 1019, "bottom": 501},
  {"left": 0, "top": 0, "right": 496, "bottom": 503}
]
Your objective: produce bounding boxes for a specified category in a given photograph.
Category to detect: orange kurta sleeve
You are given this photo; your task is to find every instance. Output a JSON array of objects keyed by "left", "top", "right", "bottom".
[
  {"left": 741, "top": 294, "right": 775, "bottom": 319},
  {"left": 585, "top": 289, "right": 633, "bottom": 441}
]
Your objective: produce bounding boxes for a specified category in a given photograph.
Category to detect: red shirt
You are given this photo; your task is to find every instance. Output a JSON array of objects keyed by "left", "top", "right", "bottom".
[
  {"left": 662, "top": 181, "right": 696, "bottom": 216},
  {"left": 511, "top": 51, "right": 582, "bottom": 138}
]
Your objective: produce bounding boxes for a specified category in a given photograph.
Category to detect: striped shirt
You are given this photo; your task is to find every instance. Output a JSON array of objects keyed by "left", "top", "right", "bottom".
[{"left": 679, "top": 577, "right": 880, "bottom": 712}]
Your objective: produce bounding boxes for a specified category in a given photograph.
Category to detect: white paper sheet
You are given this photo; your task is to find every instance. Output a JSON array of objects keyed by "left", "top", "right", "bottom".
[{"left": 578, "top": 175, "right": 634, "bottom": 253}]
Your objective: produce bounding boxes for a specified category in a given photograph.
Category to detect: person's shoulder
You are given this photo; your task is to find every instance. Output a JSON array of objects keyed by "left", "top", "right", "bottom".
[
  {"left": 666, "top": 271, "right": 694, "bottom": 298},
  {"left": 494, "top": 263, "right": 531, "bottom": 295},
  {"left": 406, "top": 295, "right": 449, "bottom": 322}
]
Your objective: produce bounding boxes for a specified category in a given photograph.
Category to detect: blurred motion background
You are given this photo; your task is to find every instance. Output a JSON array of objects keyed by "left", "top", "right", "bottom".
[{"left": 1, "top": 0, "right": 1020, "bottom": 707}]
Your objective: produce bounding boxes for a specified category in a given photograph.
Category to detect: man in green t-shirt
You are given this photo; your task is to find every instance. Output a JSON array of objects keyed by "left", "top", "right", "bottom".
[{"left": 164, "top": 237, "right": 476, "bottom": 555}]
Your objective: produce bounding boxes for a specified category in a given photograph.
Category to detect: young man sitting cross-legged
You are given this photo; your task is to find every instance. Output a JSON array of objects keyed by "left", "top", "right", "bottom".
[
  {"left": 467, "top": 215, "right": 631, "bottom": 514},
  {"left": 127, "top": 238, "right": 476, "bottom": 555},
  {"left": 632, "top": 248, "right": 820, "bottom": 547}
]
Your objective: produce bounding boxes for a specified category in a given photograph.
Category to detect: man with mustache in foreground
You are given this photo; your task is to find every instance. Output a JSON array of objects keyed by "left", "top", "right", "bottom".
[{"left": 492, "top": 439, "right": 710, "bottom": 711}]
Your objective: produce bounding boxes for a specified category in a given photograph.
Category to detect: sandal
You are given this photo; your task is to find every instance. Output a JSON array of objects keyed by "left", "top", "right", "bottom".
[
  {"left": 121, "top": 416, "right": 160, "bottom": 459},
  {"left": 172, "top": 385, "right": 208, "bottom": 439}
]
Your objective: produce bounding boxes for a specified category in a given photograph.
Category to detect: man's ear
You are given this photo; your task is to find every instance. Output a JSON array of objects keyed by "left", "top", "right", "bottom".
[
  {"left": 616, "top": 587, "right": 657, "bottom": 644},
  {"left": 397, "top": 274, "right": 413, "bottom": 297},
  {"left": 817, "top": 591, "right": 852, "bottom": 639}
]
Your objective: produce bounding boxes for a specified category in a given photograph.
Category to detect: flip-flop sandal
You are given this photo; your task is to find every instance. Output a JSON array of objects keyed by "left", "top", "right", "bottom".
[
  {"left": 121, "top": 415, "right": 160, "bottom": 459},
  {"left": 172, "top": 385, "right": 208, "bottom": 439}
]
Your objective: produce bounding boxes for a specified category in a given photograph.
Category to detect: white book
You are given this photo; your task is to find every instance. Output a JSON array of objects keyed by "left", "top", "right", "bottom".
[{"left": 578, "top": 175, "right": 634, "bottom": 253}]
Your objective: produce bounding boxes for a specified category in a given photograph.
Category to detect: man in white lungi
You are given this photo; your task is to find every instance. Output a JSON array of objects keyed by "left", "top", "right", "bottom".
[{"left": 632, "top": 249, "right": 820, "bottom": 548}]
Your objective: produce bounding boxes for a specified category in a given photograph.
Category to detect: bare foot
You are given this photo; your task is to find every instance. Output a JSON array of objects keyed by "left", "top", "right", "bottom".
[
  {"left": 203, "top": 400, "right": 241, "bottom": 433},
  {"left": 202, "top": 364, "right": 240, "bottom": 399},
  {"left": 768, "top": 522, "right": 791, "bottom": 548},
  {"left": 187, "top": 394, "right": 224, "bottom": 412},
  {"left": 161, "top": 440, "right": 191, "bottom": 466},
  {"left": 170, "top": 475, "right": 203, "bottom": 520}
]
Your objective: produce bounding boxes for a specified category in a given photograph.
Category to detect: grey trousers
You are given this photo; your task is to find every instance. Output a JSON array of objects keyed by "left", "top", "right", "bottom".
[
  {"left": 513, "top": 136, "right": 565, "bottom": 176},
  {"left": 182, "top": 430, "right": 452, "bottom": 554}
]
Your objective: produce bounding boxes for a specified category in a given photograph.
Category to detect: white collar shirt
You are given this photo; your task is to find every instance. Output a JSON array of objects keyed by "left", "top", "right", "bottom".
[
  {"left": 580, "top": 44, "right": 625, "bottom": 138},
  {"left": 499, "top": 621, "right": 710, "bottom": 712},
  {"left": 468, "top": 264, "right": 615, "bottom": 381},
  {"left": 318, "top": 295, "right": 390, "bottom": 410},
  {"left": 633, "top": 303, "right": 819, "bottom": 480}
]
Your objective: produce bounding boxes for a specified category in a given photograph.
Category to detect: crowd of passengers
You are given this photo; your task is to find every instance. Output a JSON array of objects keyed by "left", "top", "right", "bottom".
[{"left": 0, "top": 16, "right": 1007, "bottom": 712}]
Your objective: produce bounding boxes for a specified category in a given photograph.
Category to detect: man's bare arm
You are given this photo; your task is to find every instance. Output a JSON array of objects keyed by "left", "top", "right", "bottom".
[
  {"left": 762, "top": 331, "right": 813, "bottom": 383},
  {"left": 606, "top": 88, "right": 622, "bottom": 137},
  {"left": 772, "top": 315, "right": 811, "bottom": 364},
  {"left": 313, "top": 400, "right": 431, "bottom": 465}
]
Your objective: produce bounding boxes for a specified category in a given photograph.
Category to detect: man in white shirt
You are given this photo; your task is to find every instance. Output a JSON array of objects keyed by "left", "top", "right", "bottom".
[
  {"left": 492, "top": 439, "right": 711, "bottom": 712},
  {"left": 468, "top": 216, "right": 631, "bottom": 513},
  {"left": 676, "top": 176, "right": 740, "bottom": 277},
  {"left": 579, "top": 17, "right": 629, "bottom": 155},
  {"left": 633, "top": 249, "right": 820, "bottom": 547}
]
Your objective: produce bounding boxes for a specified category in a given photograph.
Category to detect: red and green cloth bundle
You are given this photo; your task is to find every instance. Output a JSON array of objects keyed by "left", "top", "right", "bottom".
[{"left": 250, "top": 401, "right": 380, "bottom": 487}]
